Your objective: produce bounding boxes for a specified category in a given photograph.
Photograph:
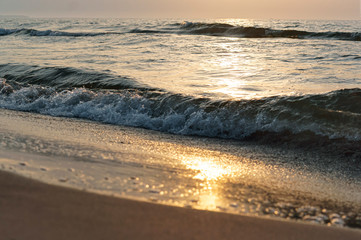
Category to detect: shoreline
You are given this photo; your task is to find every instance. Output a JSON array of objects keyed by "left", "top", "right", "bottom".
[
  {"left": 0, "top": 170, "right": 360, "bottom": 240},
  {"left": 0, "top": 107, "right": 361, "bottom": 230}
]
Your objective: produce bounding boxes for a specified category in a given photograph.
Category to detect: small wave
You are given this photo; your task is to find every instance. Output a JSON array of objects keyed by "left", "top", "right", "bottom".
[
  {"left": 128, "top": 29, "right": 166, "bottom": 34},
  {"left": 1, "top": 70, "right": 361, "bottom": 149},
  {"left": 0, "top": 28, "right": 122, "bottom": 37},
  {"left": 0, "top": 64, "right": 151, "bottom": 91},
  {"left": 179, "top": 22, "right": 361, "bottom": 41}
]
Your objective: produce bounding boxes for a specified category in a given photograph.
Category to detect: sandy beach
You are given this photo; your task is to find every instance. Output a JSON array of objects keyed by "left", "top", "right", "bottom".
[{"left": 0, "top": 170, "right": 360, "bottom": 240}]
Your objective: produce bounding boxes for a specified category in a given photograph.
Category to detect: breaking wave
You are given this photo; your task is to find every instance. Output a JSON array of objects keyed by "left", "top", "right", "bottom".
[{"left": 1, "top": 65, "right": 361, "bottom": 159}]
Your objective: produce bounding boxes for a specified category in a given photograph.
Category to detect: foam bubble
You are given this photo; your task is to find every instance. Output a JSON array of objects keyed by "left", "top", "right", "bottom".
[{"left": 1, "top": 82, "right": 361, "bottom": 143}]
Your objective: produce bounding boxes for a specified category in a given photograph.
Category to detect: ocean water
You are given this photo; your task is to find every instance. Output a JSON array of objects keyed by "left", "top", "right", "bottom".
[
  {"left": 1, "top": 18, "right": 361, "bottom": 141},
  {"left": 0, "top": 17, "right": 361, "bottom": 228}
]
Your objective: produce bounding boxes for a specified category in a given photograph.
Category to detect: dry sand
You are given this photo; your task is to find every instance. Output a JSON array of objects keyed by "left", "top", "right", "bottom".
[{"left": 0, "top": 170, "right": 360, "bottom": 240}]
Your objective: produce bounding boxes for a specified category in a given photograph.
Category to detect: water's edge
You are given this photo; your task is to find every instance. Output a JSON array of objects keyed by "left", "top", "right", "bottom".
[{"left": 1, "top": 108, "right": 360, "bottom": 228}]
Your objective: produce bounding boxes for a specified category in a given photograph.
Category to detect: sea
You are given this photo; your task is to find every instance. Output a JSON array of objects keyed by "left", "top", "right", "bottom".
[{"left": 0, "top": 17, "right": 361, "bottom": 228}]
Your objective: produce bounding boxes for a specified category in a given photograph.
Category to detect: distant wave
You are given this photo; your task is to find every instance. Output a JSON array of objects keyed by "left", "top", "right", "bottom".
[
  {"left": 0, "top": 28, "right": 122, "bottom": 37},
  {"left": 128, "top": 29, "right": 167, "bottom": 34},
  {"left": 1, "top": 64, "right": 361, "bottom": 161},
  {"left": 178, "top": 22, "right": 361, "bottom": 41},
  {"left": 1, "top": 23, "right": 360, "bottom": 41}
]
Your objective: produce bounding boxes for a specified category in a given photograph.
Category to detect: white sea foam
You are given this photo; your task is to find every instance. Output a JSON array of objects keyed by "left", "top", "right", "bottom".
[{"left": 1, "top": 82, "right": 361, "bottom": 141}]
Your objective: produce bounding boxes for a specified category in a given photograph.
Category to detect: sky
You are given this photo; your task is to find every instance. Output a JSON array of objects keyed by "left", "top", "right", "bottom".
[{"left": 0, "top": 0, "right": 360, "bottom": 20}]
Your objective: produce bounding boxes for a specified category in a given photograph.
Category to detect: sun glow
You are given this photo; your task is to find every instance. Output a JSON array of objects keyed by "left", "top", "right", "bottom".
[
  {"left": 191, "top": 159, "right": 227, "bottom": 181},
  {"left": 180, "top": 155, "right": 229, "bottom": 209}
]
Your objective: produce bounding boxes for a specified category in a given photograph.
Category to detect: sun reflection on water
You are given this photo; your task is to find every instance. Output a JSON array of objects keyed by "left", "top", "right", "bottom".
[
  {"left": 175, "top": 150, "right": 280, "bottom": 211},
  {"left": 180, "top": 155, "right": 233, "bottom": 210},
  {"left": 189, "top": 158, "right": 228, "bottom": 181}
]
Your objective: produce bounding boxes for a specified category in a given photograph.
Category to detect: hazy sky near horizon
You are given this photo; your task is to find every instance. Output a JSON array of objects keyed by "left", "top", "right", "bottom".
[{"left": 0, "top": 0, "right": 360, "bottom": 20}]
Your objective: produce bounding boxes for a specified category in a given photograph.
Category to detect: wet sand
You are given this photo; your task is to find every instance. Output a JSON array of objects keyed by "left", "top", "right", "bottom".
[{"left": 0, "top": 170, "right": 360, "bottom": 240}]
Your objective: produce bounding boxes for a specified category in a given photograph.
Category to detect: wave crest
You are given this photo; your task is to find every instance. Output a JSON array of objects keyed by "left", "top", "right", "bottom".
[
  {"left": 0, "top": 64, "right": 148, "bottom": 91},
  {"left": 0, "top": 28, "right": 121, "bottom": 37},
  {"left": 1, "top": 75, "right": 361, "bottom": 143},
  {"left": 180, "top": 22, "right": 361, "bottom": 41}
]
